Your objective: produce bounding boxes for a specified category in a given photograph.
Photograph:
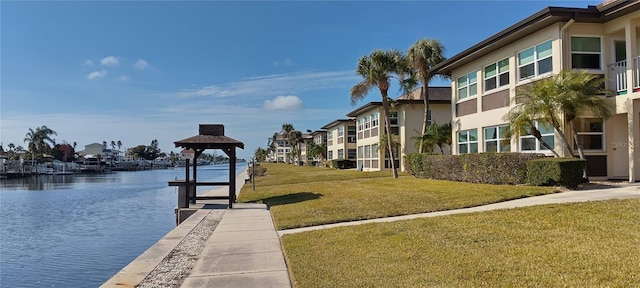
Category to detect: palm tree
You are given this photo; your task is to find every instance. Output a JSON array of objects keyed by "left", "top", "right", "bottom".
[
  {"left": 407, "top": 38, "right": 446, "bottom": 153},
  {"left": 505, "top": 70, "right": 613, "bottom": 158},
  {"left": 351, "top": 49, "right": 415, "bottom": 178},
  {"left": 111, "top": 141, "right": 116, "bottom": 149},
  {"left": 552, "top": 70, "right": 614, "bottom": 159},
  {"left": 288, "top": 130, "right": 303, "bottom": 165},
  {"left": 117, "top": 140, "right": 122, "bottom": 151},
  {"left": 413, "top": 122, "right": 452, "bottom": 154},
  {"left": 281, "top": 124, "right": 294, "bottom": 163},
  {"left": 24, "top": 125, "right": 57, "bottom": 160},
  {"left": 307, "top": 142, "right": 327, "bottom": 166},
  {"left": 504, "top": 102, "right": 561, "bottom": 157}
]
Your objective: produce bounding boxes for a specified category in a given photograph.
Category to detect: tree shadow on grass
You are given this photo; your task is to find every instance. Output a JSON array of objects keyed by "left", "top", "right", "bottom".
[{"left": 254, "top": 192, "right": 323, "bottom": 206}]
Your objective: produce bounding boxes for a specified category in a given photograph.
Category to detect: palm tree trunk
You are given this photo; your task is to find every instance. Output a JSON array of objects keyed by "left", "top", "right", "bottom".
[
  {"left": 419, "top": 86, "right": 428, "bottom": 154},
  {"left": 530, "top": 124, "right": 560, "bottom": 157},
  {"left": 381, "top": 94, "right": 398, "bottom": 178},
  {"left": 570, "top": 120, "right": 588, "bottom": 179},
  {"left": 553, "top": 124, "right": 576, "bottom": 158}
]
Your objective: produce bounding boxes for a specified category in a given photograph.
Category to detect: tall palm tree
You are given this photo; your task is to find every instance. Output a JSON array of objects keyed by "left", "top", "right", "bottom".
[
  {"left": 281, "top": 124, "right": 294, "bottom": 163},
  {"left": 111, "top": 140, "right": 116, "bottom": 149},
  {"left": 407, "top": 38, "right": 446, "bottom": 153},
  {"left": 288, "top": 130, "right": 303, "bottom": 165},
  {"left": 117, "top": 140, "right": 122, "bottom": 151},
  {"left": 413, "top": 122, "right": 452, "bottom": 154},
  {"left": 351, "top": 49, "right": 415, "bottom": 178}
]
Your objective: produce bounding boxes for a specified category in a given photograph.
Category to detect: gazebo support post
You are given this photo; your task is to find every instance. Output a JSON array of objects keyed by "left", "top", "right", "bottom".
[{"left": 229, "top": 148, "right": 236, "bottom": 208}]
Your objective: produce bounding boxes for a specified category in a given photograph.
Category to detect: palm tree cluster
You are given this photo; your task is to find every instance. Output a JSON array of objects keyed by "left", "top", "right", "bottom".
[
  {"left": 351, "top": 38, "right": 446, "bottom": 178},
  {"left": 23, "top": 125, "right": 57, "bottom": 159},
  {"left": 504, "top": 70, "right": 614, "bottom": 159}
]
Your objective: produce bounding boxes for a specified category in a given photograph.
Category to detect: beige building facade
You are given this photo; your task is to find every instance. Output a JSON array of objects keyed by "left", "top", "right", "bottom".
[
  {"left": 347, "top": 87, "right": 452, "bottom": 172},
  {"left": 322, "top": 119, "right": 357, "bottom": 163},
  {"left": 431, "top": 1, "right": 640, "bottom": 181}
]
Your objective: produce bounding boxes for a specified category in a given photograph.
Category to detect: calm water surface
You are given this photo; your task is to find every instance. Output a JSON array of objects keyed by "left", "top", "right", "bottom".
[{"left": 0, "top": 164, "right": 245, "bottom": 287}]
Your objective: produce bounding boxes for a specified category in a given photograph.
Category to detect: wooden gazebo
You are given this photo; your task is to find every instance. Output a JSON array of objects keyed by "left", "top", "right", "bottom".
[{"left": 169, "top": 124, "right": 244, "bottom": 209}]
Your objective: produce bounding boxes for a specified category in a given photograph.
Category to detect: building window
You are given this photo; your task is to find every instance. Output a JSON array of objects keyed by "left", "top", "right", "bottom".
[
  {"left": 338, "top": 126, "right": 344, "bottom": 137},
  {"left": 357, "top": 146, "right": 363, "bottom": 158},
  {"left": 518, "top": 40, "right": 552, "bottom": 80},
  {"left": 427, "top": 110, "right": 432, "bottom": 126},
  {"left": 458, "top": 129, "right": 478, "bottom": 154},
  {"left": 520, "top": 121, "right": 554, "bottom": 152},
  {"left": 484, "top": 59, "right": 509, "bottom": 91},
  {"left": 484, "top": 125, "right": 510, "bottom": 152},
  {"left": 389, "top": 111, "right": 398, "bottom": 126},
  {"left": 571, "top": 37, "right": 601, "bottom": 70},
  {"left": 327, "top": 130, "right": 333, "bottom": 140},
  {"left": 458, "top": 71, "right": 478, "bottom": 100},
  {"left": 328, "top": 150, "right": 333, "bottom": 160},
  {"left": 372, "top": 112, "right": 379, "bottom": 127},
  {"left": 364, "top": 145, "right": 371, "bottom": 159},
  {"left": 338, "top": 149, "right": 344, "bottom": 159},
  {"left": 358, "top": 118, "right": 364, "bottom": 131},
  {"left": 574, "top": 118, "right": 604, "bottom": 150},
  {"left": 372, "top": 144, "right": 379, "bottom": 158},
  {"left": 348, "top": 149, "right": 357, "bottom": 159}
]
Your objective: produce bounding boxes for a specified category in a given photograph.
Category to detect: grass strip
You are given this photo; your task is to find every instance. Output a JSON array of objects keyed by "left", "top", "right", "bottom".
[
  {"left": 239, "top": 163, "right": 557, "bottom": 230},
  {"left": 282, "top": 199, "right": 640, "bottom": 287}
]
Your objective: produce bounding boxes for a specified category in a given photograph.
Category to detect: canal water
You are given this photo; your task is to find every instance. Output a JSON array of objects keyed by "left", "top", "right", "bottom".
[{"left": 0, "top": 164, "right": 246, "bottom": 287}]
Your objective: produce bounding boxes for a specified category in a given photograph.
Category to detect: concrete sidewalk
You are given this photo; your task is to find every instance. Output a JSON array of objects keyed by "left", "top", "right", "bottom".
[
  {"left": 279, "top": 183, "right": 640, "bottom": 236},
  {"left": 180, "top": 203, "right": 291, "bottom": 287}
]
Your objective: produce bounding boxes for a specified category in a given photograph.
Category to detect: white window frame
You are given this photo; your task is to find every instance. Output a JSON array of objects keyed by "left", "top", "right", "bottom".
[
  {"left": 337, "top": 126, "right": 344, "bottom": 137},
  {"left": 518, "top": 40, "right": 553, "bottom": 81},
  {"left": 327, "top": 150, "right": 333, "bottom": 160},
  {"left": 457, "top": 71, "right": 478, "bottom": 100},
  {"left": 519, "top": 121, "right": 554, "bottom": 152},
  {"left": 357, "top": 146, "right": 363, "bottom": 158},
  {"left": 338, "top": 149, "right": 344, "bottom": 159},
  {"left": 372, "top": 112, "right": 379, "bottom": 128},
  {"left": 365, "top": 115, "right": 371, "bottom": 129},
  {"left": 327, "top": 130, "right": 333, "bottom": 140},
  {"left": 484, "top": 125, "right": 510, "bottom": 153},
  {"left": 358, "top": 118, "right": 364, "bottom": 131},
  {"left": 574, "top": 118, "right": 605, "bottom": 151},
  {"left": 364, "top": 145, "right": 371, "bottom": 159},
  {"left": 372, "top": 144, "right": 379, "bottom": 158},
  {"left": 571, "top": 36, "right": 602, "bottom": 70},
  {"left": 484, "top": 58, "right": 510, "bottom": 92},
  {"left": 458, "top": 129, "right": 478, "bottom": 154}
]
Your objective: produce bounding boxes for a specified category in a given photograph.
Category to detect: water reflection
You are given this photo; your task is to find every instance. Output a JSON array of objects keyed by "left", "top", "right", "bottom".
[{"left": 0, "top": 164, "right": 244, "bottom": 287}]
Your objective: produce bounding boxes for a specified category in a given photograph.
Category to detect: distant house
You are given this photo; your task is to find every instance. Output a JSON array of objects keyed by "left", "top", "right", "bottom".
[
  {"left": 346, "top": 87, "right": 451, "bottom": 172},
  {"left": 430, "top": 0, "right": 640, "bottom": 181},
  {"left": 78, "top": 143, "right": 120, "bottom": 160},
  {"left": 322, "top": 119, "right": 357, "bottom": 165}
]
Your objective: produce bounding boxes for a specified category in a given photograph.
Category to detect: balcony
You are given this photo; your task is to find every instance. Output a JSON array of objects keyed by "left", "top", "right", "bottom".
[{"left": 607, "top": 56, "right": 640, "bottom": 95}]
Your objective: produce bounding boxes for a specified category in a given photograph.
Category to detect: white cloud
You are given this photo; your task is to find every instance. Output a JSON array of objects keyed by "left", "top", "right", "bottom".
[
  {"left": 100, "top": 56, "right": 119, "bottom": 66},
  {"left": 176, "top": 70, "right": 357, "bottom": 99},
  {"left": 83, "top": 59, "right": 95, "bottom": 66},
  {"left": 263, "top": 95, "right": 303, "bottom": 111},
  {"left": 87, "top": 70, "right": 108, "bottom": 80},
  {"left": 133, "top": 59, "right": 149, "bottom": 70},
  {"left": 118, "top": 75, "right": 131, "bottom": 82},
  {"left": 273, "top": 58, "right": 294, "bottom": 67}
]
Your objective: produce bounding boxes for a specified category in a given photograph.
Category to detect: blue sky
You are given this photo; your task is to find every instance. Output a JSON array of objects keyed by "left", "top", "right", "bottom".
[{"left": 1, "top": 0, "right": 599, "bottom": 159}]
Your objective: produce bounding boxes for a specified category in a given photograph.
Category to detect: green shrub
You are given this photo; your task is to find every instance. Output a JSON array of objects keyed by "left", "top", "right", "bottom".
[
  {"left": 330, "top": 159, "right": 357, "bottom": 169},
  {"left": 526, "top": 158, "right": 586, "bottom": 188},
  {"left": 404, "top": 153, "right": 545, "bottom": 185}
]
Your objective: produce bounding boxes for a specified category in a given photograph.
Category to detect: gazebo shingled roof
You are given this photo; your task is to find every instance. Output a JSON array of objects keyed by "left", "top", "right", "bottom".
[{"left": 174, "top": 124, "right": 244, "bottom": 150}]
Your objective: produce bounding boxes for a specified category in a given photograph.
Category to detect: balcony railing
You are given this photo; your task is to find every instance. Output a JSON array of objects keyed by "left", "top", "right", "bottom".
[{"left": 608, "top": 56, "right": 640, "bottom": 95}]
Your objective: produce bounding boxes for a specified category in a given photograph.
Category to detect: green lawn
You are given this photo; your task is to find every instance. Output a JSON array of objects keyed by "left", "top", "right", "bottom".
[
  {"left": 239, "top": 163, "right": 558, "bottom": 230},
  {"left": 282, "top": 199, "right": 640, "bottom": 287}
]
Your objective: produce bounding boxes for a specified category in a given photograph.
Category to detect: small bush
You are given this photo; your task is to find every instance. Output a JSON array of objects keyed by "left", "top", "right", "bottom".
[
  {"left": 251, "top": 166, "right": 267, "bottom": 177},
  {"left": 526, "top": 158, "right": 586, "bottom": 188}
]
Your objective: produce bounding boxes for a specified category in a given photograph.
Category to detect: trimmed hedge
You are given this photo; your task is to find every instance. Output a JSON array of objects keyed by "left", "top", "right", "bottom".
[
  {"left": 526, "top": 158, "right": 586, "bottom": 188},
  {"left": 330, "top": 159, "right": 357, "bottom": 169},
  {"left": 404, "top": 153, "right": 545, "bottom": 185}
]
